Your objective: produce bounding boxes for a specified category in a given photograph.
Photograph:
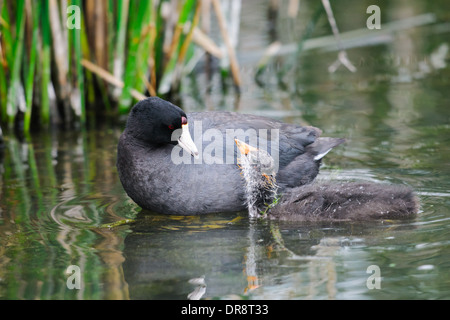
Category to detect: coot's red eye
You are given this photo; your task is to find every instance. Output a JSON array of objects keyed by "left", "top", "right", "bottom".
[
  {"left": 181, "top": 117, "right": 187, "bottom": 125},
  {"left": 168, "top": 125, "right": 175, "bottom": 130}
]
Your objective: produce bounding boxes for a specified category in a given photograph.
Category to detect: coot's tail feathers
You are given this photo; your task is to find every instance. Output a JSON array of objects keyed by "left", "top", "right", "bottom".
[
  {"left": 270, "top": 182, "right": 419, "bottom": 221},
  {"left": 312, "top": 138, "right": 346, "bottom": 161}
]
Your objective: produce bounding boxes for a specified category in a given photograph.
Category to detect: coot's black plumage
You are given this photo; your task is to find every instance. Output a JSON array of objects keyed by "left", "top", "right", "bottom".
[
  {"left": 117, "top": 97, "right": 344, "bottom": 215},
  {"left": 235, "top": 139, "right": 419, "bottom": 221}
]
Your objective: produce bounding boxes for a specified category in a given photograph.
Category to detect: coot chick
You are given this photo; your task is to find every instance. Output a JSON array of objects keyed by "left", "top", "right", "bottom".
[
  {"left": 117, "top": 97, "right": 344, "bottom": 215},
  {"left": 235, "top": 139, "right": 419, "bottom": 221}
]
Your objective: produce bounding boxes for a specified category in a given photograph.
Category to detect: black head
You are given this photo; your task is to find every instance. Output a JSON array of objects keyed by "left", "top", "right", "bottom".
[
  {"left": 126, "top": 97, "right": 186, "bottom": 144},
  {"left": 125, "top": 97, "right": 198, "bottom": 157}
]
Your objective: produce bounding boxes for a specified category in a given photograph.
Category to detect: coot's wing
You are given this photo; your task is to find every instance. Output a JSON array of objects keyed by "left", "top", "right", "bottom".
[
  {"left": 276, "top": 137, "right": 345, "bottom": 188},
  {"left": 187, "top": 111, "right": 322, "bottom": 170}
]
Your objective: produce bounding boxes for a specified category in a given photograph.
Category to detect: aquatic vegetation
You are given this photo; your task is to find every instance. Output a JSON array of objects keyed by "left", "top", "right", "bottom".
[{"left": 0, "top": 0, "right": 241, "bottom": 132}]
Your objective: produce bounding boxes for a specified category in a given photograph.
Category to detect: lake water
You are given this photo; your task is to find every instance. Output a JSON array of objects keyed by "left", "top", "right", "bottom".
[{"left": 0, "top": 0, "right": 449, "bottom": 300}]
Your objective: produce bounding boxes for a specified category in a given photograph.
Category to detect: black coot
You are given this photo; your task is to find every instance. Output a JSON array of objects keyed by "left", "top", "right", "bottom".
[
  {"left": 117, "top": 97, "right": 344, "bottom": 215},
  {"left": 235, "top": 139, "right": 419, "bottom": 221}
]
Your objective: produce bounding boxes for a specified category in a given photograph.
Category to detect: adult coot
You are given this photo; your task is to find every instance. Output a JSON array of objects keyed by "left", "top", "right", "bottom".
[
  {"left": 235, "top": 139, "right": 419, "bottom": 220},
  {"left": 117, "top": 97, "right": 344, "bottom": 215}
]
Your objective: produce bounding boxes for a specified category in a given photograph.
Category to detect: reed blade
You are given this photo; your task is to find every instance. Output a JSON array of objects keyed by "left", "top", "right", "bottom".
[
  {"left": 41, "top": 0, "right": 51, "bottom": 126},
  {"left": 71, "top": 0, "right": 85, "bottom": 124},
  {"left": 24, "top": 0, "right": 40, "bottom": 132},
  {"left": 6, "top": 0, "right": 26, "bottom": 124},
  {"left": 118, "top": 0, "right": 151, "bottom": 113}
]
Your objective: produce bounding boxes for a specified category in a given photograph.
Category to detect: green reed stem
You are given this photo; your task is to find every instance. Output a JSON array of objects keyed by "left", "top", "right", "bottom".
[
  {"left": 158, "top": 0, "right": 197, "bottom": 95},
  {"left": 118, "top": 0, "right": 150, "bottom": 113},
  {"left": 6, "top": 0, "right": 25, "bottom": 125},
  {"left": 0, "top": 1, "right": 5, "bottom": 121},
  {"left": 112, "top": 0, "right": 129, "bottom": 95},
  {"left": 40, "top": 0, "right": 51, "bottom": 126},
  {"left": 0, "top": 52, "right": 6, "bottom": 123},
  {"left": 24, "top": 0, "right": 40, "bottom": 133},
  {"left": 71, "top": 0, "right": 85, "bottom": 124}
]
